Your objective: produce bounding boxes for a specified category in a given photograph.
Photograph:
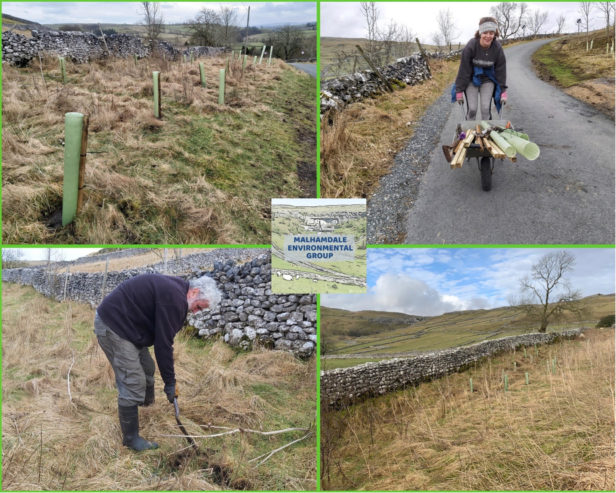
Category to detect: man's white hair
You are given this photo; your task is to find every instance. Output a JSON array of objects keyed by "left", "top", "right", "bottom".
[{"left": 188, "top": 275, "right": 222, "bottom": 310}]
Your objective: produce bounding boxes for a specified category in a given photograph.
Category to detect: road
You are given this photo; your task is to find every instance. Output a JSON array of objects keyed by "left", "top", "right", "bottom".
[
  {"left": 403, "top": 38, "right": 614, "bottom": 244},
  {"left": 289, "top": 62, "right": 317, "bottom": 77}
]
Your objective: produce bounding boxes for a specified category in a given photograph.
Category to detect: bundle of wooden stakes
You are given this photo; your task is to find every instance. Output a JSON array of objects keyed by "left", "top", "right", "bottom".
[{"left": 448, "top": 124, "right": 513, "bottom": 169}]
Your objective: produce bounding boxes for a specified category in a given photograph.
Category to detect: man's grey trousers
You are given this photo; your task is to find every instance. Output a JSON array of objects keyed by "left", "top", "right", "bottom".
[{"left": 94, "top": 312, "right": 155, "bottom": 407}]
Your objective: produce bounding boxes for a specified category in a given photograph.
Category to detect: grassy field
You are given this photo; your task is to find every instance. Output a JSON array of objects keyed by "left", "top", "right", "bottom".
[
  {"left": 533, "top": 30, "right": 615, "bottom": 118},
  {"left": 321, "top": 294, "right": 615, "bottom": 370},
  {"left": 2, "top": 54, "right": 315, "bottom": 244},
  {"left": 321, "top": 327, "right": 615, "bottom": 490},
  {"left": 320, "top": 59, "right": 459, "bottom": 199},
  {"left": 2, "top": 283, "right": 316, "bottom": 490}
]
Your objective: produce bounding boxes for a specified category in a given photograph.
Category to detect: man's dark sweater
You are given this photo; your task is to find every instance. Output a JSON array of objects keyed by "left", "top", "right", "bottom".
[
  {"left": 97, "top": 274, "right": 189, "bottom": 386},
  {"left": 455, "top": 37, "right": 507, "bottom": 93}
]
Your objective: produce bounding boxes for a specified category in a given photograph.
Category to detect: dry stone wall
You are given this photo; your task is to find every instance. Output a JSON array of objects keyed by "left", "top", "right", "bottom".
[
  {"left": 322, "top": 329, "right": 583, "bottom": 407},
  {"left": 2, "top": 30, "right": 223, "bottom": 67},
  {"left": 321, "top": 52, "right": 458, "bottom": 115},
  {"left": 2, "top": 250, "right": 316, "bottom": 358}
]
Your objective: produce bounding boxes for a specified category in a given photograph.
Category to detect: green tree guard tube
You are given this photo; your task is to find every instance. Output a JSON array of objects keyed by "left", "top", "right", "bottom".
[
  {"left": 153, "top": 71, "right": 161, "bottom": 118},
  {"left": 62, "top": 112, "right": 84, "bottom": 226},
  {"left": 253, "top": 55, "right": 257, "bottom": 66},
  {"left": 134, "top": 54, "right": 138, "bottom": 64},
  {"left": 199, "top": 62, "right": 206, "bottom": 87},
  {"left": 219, "top": 68, "right": 225, "bottom": 105},
  {"left": 480, "top": 121, "right": 516, "bottom": 158},
  {"left": 500, "top": 132, "right": 540, "bottom": 161},
  {"left": 190, "top": 52, "right": 194, "bottom": 63},
  {"left": 259, "top": 45, "right": 266, "bottom": 64},
  {"left": 268, "top": 46, "right": 273, "bottom": 65},
  {"left": 243, "top": 54, "right": 247, "bottom": 70},
  {"left": 60, "top": 57, "right": 67, "bottom": 84}
]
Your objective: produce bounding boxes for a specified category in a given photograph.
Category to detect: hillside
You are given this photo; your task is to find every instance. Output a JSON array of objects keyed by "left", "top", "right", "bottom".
[
  {"left": 321, "top": 294, "right": 615, "bottom": 369},
  {"left": 2, "top": 282, "right": 316, "bottom": 490},
  {"left": 322, "top": 327, "right": 615, "bottom": 490},
  {"left": 533, "top": 29, "right": 615, "bottom": 118}
]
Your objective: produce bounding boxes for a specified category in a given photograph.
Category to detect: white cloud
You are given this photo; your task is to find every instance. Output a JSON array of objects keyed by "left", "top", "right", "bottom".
[{"left": 323, "top": 272, "right": 463, "bottom": 316}]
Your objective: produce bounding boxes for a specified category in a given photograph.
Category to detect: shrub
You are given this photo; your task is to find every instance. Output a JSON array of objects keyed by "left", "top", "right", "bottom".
[{"left": 596, "top": 314, "right": 615, "bottom": 328}]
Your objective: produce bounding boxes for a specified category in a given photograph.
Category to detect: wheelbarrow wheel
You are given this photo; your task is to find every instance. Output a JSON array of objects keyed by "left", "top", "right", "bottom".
[{"left": 480, "top": 156, "right": 492, "bottom": 192}]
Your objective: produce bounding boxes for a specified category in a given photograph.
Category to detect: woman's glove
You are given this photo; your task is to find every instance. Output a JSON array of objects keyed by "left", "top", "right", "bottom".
[
  {"left": 456, "top": 92, "right": 464, "bottom": 105},
  {"left": 501, "top": 91, "right": 508, "bottom": 105}
]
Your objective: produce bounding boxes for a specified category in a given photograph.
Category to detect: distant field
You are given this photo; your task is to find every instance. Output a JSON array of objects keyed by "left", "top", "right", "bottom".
[{"left": 321, "top": 294, "right": 615, "bottom": 370}]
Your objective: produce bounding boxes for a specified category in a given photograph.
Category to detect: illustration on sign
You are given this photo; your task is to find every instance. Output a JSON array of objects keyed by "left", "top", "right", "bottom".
[{"left": 271, "top": 198, "right": 367, "bottom": 294}]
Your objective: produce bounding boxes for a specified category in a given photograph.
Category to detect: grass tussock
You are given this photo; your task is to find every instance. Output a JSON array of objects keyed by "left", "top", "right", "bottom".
[
  {"left": 320, "top": 60, "right": 458, "bottom": 198},
  {"left": 532, "top": 30, "right": 615, "bottom": 118},
  {"left": 2, "top": 55, "right": 315, "bottom": 244},
  {"left": 321, "top": 328, "right": 615, "bottom": 491},
  {"left": 2, "top": 283, "right": 316, "bottom": 491}
]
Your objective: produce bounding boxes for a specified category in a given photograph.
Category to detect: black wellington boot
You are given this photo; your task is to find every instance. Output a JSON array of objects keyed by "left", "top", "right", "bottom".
[{"left": 118, "top": 405, "right": 159, "bottom": 451}]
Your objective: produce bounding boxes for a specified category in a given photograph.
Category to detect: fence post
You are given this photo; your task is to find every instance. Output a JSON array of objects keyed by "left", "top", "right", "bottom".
[
  {"left": 63, "top": 266, "right": 70, "bottom": 301},
  {"left": 153, "top": 71, "right": 161, "bottom": 119},
  {"left": 101, "top": 258, "right": 109, "bottom": 302},
  {"left": 62, "top": 112, "right": 85, "bottom": 226},
  {"left": 76, "top": 114, "right": 90, "bottom": 216},
  {"left": 199, "top": 62, "right": 206, "bottom": 87},
  {"left": 219, "top": 69, "right": 225, "bottom": 105},
  {"left": 59, "top": 57, "right": 67, "bottom": 84}
]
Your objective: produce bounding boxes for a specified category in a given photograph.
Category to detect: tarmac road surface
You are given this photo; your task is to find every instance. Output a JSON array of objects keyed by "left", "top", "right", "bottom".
[
  {"left": 289, "top": 62, "right": 317, "bottom": 77},
  {"left": 403, "top": 38, "right": 614, "bottom": 244}
]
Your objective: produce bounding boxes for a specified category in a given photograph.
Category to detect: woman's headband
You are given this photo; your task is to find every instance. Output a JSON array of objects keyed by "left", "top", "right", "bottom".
[{"left": 479, "top": 21, "right": 498, "bottom": 34}]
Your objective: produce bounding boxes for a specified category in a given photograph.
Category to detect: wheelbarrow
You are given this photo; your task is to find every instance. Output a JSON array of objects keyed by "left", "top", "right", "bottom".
[{"left": 442, "top": 118, "right": 540, "bottom": 191}]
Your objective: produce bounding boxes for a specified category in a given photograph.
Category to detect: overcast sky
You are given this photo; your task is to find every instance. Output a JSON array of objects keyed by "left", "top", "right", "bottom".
[
  {"left": 4, "top": 248, "right": 102, "bottom": 261},
  {"left": 322, "top": 248, "right": 615, "bottom": 316},
  {"left": 322, "top": 2, "right": 605, "bottom": 43},
  {"left": 2, "top": 2, "right": 316, "bottom": 26}
]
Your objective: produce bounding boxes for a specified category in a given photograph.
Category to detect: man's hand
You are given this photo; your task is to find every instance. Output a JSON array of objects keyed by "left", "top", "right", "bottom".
[
  {"left": 456, "top": 92, "right": 464, "bottom": 105},
  {"left": 164, "top": 383, "right": 178, "bottom": 403}
]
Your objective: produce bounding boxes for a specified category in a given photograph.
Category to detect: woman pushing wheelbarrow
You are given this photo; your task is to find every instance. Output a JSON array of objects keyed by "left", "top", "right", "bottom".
[
  {"left": 452, "top": 16, "right": 507, "bottom": 120},
  {"left": 443, "top": 16, "right": 539, "bottom": 191}
]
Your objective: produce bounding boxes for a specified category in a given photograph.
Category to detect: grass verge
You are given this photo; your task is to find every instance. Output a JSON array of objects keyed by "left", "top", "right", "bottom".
[
  {"left": 320, "top": 59, "right": 459, "bottom": 199},
  {"left": 321, "top": 328, "right": 615, "bottom": 491},
  {"left": 2, "top": 55, "right": 315, "bottom": 244},
  {"left": 532, "top": 31, "right": 615, "bottom": 119}
]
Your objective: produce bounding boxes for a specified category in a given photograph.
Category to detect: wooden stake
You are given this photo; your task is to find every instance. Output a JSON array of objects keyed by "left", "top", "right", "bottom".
[
  {"left": 356, "top": 44, "right": 394, "bottom": 92},
  {"left": 76, "top": 114, "right": 90, "bottom": 214},
  {"left": 462, "top": 129, "right": 475, "bottom": 148},
  {"left": 483, "top": 137, "right": 506, "bottom": 159}
]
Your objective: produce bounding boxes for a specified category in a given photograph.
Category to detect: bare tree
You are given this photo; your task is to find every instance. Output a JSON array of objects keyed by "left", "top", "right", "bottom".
[
  {"left": 528, "top": 9, "right": 549, "bottom": 37},
  {"left": 140, "top": 2, "right": 164, "bottom": 48},
  {"left": 597, "top": 1, "right": 614, "bottom": 38},
  {"left": 2, "top": 249, "right": 24, "bottom": 269},
  {"left": 490, "top": 2, "right": 529, "bottom": 39},
  {"left": 360, "top": 2, "right": 380, "bottom": 62},
  {"left": 189, "top": 8, "right": 222, "bottom": 46},
  {"left": 519, "top": 251, "right": 582, "bottom": 332},
  {"left": 437, "top": 8, "right": 458, "bottom": 51},
  {"left": 556, "top": 14, "right": 567, "bottom": 34},
  {"left": 579, "top": 2, "right": 594, "bottom": 46},
  {"left": 431, "top": 32, "right": 443, "bottom": 50},
  {"left": 379, "top": 19, "right": 402, "bottom": 62},
  {"left": 218, "top": 6, "right": 239, "bottom": 47}
]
